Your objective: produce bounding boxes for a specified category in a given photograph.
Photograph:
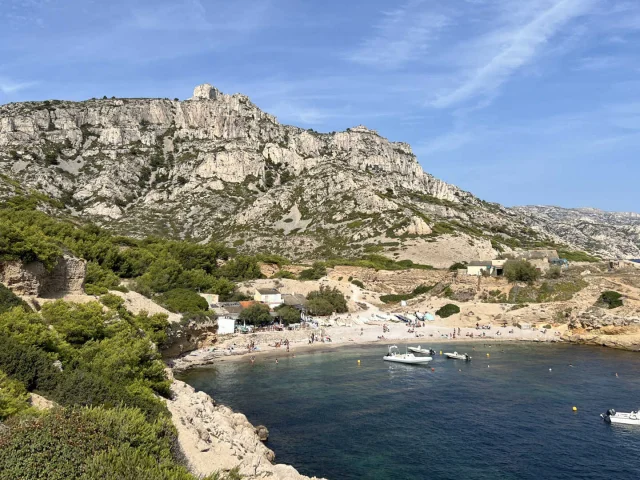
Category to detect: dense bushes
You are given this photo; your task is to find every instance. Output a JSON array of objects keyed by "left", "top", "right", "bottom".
[
  {"left": 0, "top": 407, "right": 191, "bottom": 480},
  {"left": 299, "top": 262, "right": 327, "bottom": 280},
  {"left": 436, "top": 304, "right": 460, "bottom": 318},
  {"left": 351, "top": 279, "right": 365, "bottom": 289},
  {"left": 238, "top": 303, "right": 272, "bottom": 325},
  {"left": 306, "top": 286, "right": 347, "bottom": 316},
  {"left": 274, "top": 305, "right": 301, "bottom": 325},
  {"left": 0, "top": 370, "right": 31, "bottom": 420},
  {"left": 504, "top": 260, "right": 541, "bottom": 283},
  {"left": 158, "top": 288, "right": 208, "bottom": 313},
  {"left": 0, "top": 284, "right": 30, "bottom": 314},
  {"left": 557, "top": 249, "right": 599, "bottom": 262},
  {"left": 599, "top": 290, "right": 623, "bottom": 309}
]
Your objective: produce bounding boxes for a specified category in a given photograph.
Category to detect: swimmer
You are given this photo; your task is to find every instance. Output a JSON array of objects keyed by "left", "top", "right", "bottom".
[{"left": 275, "top": 358, "right": 278, "bottom": 364}]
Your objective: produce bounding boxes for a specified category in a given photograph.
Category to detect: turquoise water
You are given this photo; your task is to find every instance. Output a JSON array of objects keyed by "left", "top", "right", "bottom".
[{"left": 180, "top": 343, "right": 640, "bottom": 480}]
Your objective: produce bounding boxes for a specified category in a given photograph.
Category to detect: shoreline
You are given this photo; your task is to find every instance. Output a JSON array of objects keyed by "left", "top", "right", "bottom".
[{"left": 169, "top": 321, "right": 567, "bottom": 371}]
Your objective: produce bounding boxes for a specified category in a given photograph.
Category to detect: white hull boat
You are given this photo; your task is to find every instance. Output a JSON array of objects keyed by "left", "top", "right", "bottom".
[
  {"left": 601, "top": 409, "right": 640, "bottom": 425},
  {"left": 444, "top": 352, "right": 471, "bottom": 361},
  {"left": 383, "top": 345, "right": 432, "bottom": 364},
  {"left": 408, "top": 346, "right": 436, "bottom": 356}
]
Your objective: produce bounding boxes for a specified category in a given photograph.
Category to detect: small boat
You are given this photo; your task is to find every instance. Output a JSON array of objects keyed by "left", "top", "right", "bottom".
[
  {"left": 383, "top": 345, "right": 432, "bottom": 364},
  {"left": 444, "top": 352, "right": 471, "bottom": 361},
  {"left": 601, "top": 409, "right": 640, "bottom": 425},
  {"left": 408, "top": 346, "right": 436, "bottom": 356}
]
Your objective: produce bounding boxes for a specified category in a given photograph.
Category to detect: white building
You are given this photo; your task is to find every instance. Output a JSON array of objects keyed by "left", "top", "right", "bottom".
[
  {"left": 217, "top": 317, "right": 236, "bottom": 335},
  {"left": 254, "top": 288, "right": 282, "bottom": 307}
]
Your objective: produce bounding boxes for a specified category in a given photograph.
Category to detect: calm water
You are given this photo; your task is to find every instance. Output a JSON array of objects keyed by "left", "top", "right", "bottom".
[{"left": 180, "top": 343, "right": 640, "bottom": 480}]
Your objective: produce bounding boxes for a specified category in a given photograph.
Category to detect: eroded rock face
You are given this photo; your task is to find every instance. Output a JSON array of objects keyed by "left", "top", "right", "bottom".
[
  {"left": 0, "top": 255, "right": 86, "bottom": 296},
  {"left": 0, "top": 82, "right": 622, "bottom": 263}
]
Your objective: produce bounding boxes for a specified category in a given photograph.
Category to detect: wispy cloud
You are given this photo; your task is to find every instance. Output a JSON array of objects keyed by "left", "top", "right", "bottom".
[
  {"left": 574, "top": 55, "right": 628, "bottom": 71},
  {"left": 0, "top": 77, "right": 37, "bottom": 94},
  {"left": 430, "top": 0, "right": 598, "bottom": 108},
  {"left": 348, "top": 0, "right": 450, "bottom": 69}
]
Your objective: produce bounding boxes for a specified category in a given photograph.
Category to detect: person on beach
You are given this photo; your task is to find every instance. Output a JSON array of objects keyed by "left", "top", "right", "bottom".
[{"left": 275, "top": 358, "right": 278, "bottom": 364}]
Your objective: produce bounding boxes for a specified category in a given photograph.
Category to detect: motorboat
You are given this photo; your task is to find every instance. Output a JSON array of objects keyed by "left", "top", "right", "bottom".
[
  {"left": 408, "top": 346, "right": 436, "bottom": 356},
  {"left": 444, "top": 351, "right": 471, "bottom": 361},
  {"left": 601, "top": 409, "right": 640, "bottom": 425},
  {"left": 383, "top": 345, "right": 432, "bottom": 364},
  {"left": 415, "top": 312, "right": 425, "bottom": 321}
]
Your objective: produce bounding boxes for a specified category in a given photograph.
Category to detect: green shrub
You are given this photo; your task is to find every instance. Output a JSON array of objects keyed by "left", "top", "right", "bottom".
[
  {"left": 449, "top": 262, "right": 467, "bottom": 271},
  {"left": 0, "top": 335, "right": 61, "bottom": 392},
  {"left": 299, "top": 262, "right": 327, "bottom": 280},
  {"left": 546, "top": 266, "right": 562, "bottom": 279},
  {"left": 599, "top": 290, "right": 623, "bottom": 309},
  {"left": 158, "top": 288, "right": 208, "bottom": 314},
  {"left": 41, "top": 300, "right": 110, "bottom": 346},
  {"left": 86, "top": 261, "right": 121, "bottom": 290},
  {"left": 306, "top": 286, "right": 347, "bottom": 315},
  {"left": 274, "top": 305, "right": 301, "bottom": 325},
  {"left": 436, "top": 304, "right": 460, "bottom": 318},
  {"left": 238, "top": 303, "right": 272, "bottom": 325},
  {"left": 557, "top": 249, "right": 599, "bottom": 262},
  {"left": 351, "top": 279, "right": 365, "bottom": 289},
  {"left": 504, "top": 260, "right": 541, "bottom": 283},
  {"left": 0, "top": 284, "right": 31, "bottom": 314},
  {"left": 274, "top": 270, "right": 296, "bottom": 279},
  {"left": 100, "top": 293, "right": 125, "bottom": 310},
  {"left": 85, "top": 284, "right": 109, "bottom": 296},
  {"left": 0, "top": 370, "right": 31, "bottom": 420}
]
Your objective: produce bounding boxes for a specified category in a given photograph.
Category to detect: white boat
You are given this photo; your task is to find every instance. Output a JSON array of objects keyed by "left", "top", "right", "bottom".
[
  {"left": 444, "top": 351, "right": 472, "bottom": 361},
  {"left": 601, "top": 409, "right": 640, "bottom": 425},
  {"left": 383, "top": 345, "right": 432, "bottom": 364},
  {"left": 408, "top": 346, "right": 436, "bottom": 356}
]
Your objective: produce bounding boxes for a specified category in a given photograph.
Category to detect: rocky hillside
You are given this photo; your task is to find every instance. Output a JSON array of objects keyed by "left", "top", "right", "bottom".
[
  {"left": 0, "top": 83, "right": 635, "bottom": 264},
  {"left": 514, "top": 206, "right": 640, "bottom": 259}
]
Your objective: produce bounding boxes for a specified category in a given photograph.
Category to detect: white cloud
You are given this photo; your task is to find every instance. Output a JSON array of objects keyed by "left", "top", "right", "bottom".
[
  {"left": 348, "top": 0, "right": 450, "bottom": 69},
  {"left": 0, "top": 77, "right": 37, "bottom": 94},
  {"left": 430, "top": 0, "right": 598, "bottom": 108}
]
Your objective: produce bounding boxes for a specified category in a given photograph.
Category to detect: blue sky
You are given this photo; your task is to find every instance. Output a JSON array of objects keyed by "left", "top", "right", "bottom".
[{"left": 1, "top": 0, "right": 639, "bottom": 212}]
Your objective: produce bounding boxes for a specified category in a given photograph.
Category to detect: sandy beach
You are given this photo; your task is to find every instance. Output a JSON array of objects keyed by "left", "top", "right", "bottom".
[{"left": 170, "top": 319, "right": 565, "bottom": 370}]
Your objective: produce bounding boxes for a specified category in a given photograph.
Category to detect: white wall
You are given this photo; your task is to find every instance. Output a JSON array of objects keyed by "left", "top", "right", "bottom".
[{"left": 218, "top": 318, "right": 235, "bottom": 335}]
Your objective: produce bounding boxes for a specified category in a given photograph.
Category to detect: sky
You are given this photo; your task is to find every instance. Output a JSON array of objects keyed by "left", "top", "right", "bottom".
[{"left": 1, "top": 0, "right": 639, "bottom": 212}]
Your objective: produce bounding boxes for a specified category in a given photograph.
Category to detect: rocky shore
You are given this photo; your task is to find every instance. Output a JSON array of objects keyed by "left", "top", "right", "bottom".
[{"left": 165, "top": 373, "right": 324, "bottom": 480}]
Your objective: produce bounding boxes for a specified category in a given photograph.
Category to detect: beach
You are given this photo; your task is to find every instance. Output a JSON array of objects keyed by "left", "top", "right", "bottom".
[{"left": 170, "top": 319, "right": 565, "bottom": 370}]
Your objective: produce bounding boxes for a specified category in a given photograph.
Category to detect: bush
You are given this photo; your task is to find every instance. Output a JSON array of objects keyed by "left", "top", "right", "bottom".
[
  {"left": 274, "top": 270, "right": 296, "bottom": 279},
  {"left": 274, "top": 305, "right": 300, "bottom": 325},
  {"left": 379, "top": 284, "right": 433, "bottom": 304},
  {"left": 557, "top": 249, "right": 599, "bottom": 262},
  {"left": 546, "top": 266, "right": 562, "bottom": 279},
  {"left": 504, "top": 260, "right": 541, "bottom": 283},
  {"left": 299, "top": 262, "right": 327, "bottom": 280},
  {"left": 158, "top": 288, "right": 208, "bottom": 314},
  {"left": 306, "top": 286, "right": 347, "bottom": 315},
  {"left": 41, "top": 301, "right": 110, "bottom": 346},
  {"left": 100, "top": 293, "right": 125, "bottom": 310},
  {"left": 0, "top": 370, "right": 31, "bottom": 420},
  {"left": 0, "top": 335, "right": 61, "bottom": 392},
  {"left": 449, "top": 262, "right": 467, "bottom": 271},
  {"left": 0, "top": 284, "right": 31, "bottom": 314},
  {"left": 86, "top": 261, "right": 121, "bottom": 290},
  {"left": 351, "top": 279, "right": 365, "bottom": 289},
  {"left": 238, "top": 303, "right": 272, "bottom": 325},
  {"left": 436, "top": 304, "right": 460, "bottom": 318},
  {"left": 599, "top": 291, "right": 623, "bottom": 309}
]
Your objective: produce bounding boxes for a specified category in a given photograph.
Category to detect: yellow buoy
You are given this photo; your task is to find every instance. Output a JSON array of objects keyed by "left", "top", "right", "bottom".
[
  {"left": 440, "top": 351, "right": 442, "bottom": 355},
  {"left": 357, "top": 360, "right": 361, "bottom": 365},
  {"left": 487, "top": 353, "right": 490, "bottom": 357},
  {"left": 572, "top": 406, "right": 577, "bottom": 412}
]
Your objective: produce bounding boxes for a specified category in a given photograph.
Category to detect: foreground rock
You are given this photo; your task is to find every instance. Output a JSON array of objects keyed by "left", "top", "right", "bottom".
[{"left": 165, "top": 377, "right": 324, "bottom": 480}]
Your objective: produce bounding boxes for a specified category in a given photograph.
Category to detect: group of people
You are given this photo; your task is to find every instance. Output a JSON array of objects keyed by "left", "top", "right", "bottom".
[{"left": 274, "top": 339, "right": 291, "bottom": 352}]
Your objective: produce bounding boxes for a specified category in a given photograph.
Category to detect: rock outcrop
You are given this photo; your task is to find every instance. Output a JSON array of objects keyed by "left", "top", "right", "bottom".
[
  {"left": 165, "top": 377, "right": 324, "bottom": 480},
  {"left": 0, "top": 83, "right": 635, "bottom": 262},
  {"left": 0, "top": 255, "right": 86, "bottom": 296}
]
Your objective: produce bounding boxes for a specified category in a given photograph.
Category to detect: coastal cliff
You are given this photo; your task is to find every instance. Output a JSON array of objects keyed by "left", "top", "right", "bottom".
[{"left": 166, "top": 377, "right": 323, "bottom": 480}]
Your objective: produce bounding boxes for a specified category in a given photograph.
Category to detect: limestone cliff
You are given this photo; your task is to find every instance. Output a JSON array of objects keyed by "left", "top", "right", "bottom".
[
  {"left": 0, "top": 84, "right": 633, "bottom": 263},
  {"left": 0, "top": 255, "right": 86, "bottom": 296}
]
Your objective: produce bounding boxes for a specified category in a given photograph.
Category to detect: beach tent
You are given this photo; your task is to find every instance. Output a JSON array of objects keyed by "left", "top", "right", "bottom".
[{"left": 425, "top": 313, "right": 435, "bottom": 321}]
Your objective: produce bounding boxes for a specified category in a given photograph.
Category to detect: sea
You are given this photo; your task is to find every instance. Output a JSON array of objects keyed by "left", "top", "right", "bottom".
[{"left": 179, "top": 343, "right": 640, "bottom": 480}]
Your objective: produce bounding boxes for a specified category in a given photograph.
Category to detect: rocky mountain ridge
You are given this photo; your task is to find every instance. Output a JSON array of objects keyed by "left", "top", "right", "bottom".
[
  {"left": 514, "top": 205, "right": 640, "bottom": 259},
  {"left": 0, "top": 83, "right": 637, "bottom": 263}
]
